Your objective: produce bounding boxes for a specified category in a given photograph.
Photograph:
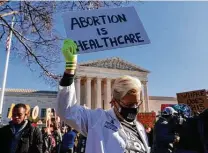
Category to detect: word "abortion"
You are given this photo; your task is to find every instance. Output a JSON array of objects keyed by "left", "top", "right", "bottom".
[
  {"left": 75, "top": 32, "right": 144, "bottom": 52},
  {"left": 71, "top": 14, "right": 127, "bottom": 30}
]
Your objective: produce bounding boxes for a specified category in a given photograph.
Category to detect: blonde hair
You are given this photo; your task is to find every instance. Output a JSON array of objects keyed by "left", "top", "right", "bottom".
[{"left": 112, "top": 75, "right": 142, "bottom": 100}]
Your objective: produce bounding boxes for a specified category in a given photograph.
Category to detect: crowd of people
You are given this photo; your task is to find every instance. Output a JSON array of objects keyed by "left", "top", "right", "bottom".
[
  {"left": 41, "top": 122, "right": 87, "bottom": 153},
  {"left": 0, "top": 39, "right": 207, "bottom": 153},
  {"left": 0, "top": 103, "right": 87, "bottom": 153},
  {"left": 0, "top": 102, "right": 207, "bottom": 153},
  {"left": 152, "top": 106, "right": 208, "bottom": 153}
]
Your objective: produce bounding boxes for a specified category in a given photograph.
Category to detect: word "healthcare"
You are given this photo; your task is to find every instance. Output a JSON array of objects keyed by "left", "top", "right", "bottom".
[{"left": 75, "top": 32, "right": 144, "bottom": 52}]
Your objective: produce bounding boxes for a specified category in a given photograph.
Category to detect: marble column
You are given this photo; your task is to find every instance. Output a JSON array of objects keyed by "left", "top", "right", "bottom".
[
  {"left": 140, "top": 90, "right": 145, "bottom": 112},
  {"left": 86, "top": 77, "right": 92, "bottom": 108},
  {"left": 91, "top": 79, "right": 96, "bottom": 109},
  {"left": 75, "top": 77, "right": 81, "bottom": 105},
  {"left": 143, "top": 81, "right": 149, "bottom": 112},
  {"left": 95, "top": 78, "right": 102, "bottom": 108},
  {"left": 104, "top": 78, "right": 111, "bottom": 110}
]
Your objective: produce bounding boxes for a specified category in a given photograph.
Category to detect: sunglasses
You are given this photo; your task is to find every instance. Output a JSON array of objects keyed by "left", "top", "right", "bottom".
[{"left": 119, "top": 100, "right": 143, "bottom": 108}]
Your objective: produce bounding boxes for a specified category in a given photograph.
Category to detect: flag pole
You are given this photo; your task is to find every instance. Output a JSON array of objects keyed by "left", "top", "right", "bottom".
[{"left": 0, "top": 16, "right": 15, "bottom": 115}]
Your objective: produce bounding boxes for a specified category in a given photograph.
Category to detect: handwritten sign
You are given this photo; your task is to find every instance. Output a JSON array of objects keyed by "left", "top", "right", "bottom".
[
  {"left": 32, "top": 106, "right": 39, "bottom": 120},
  {"left": 137, "top": 112, "right": 156, "bottom": 128},
  {"left": 177, "top": 89, "right": 208, "bottom": 113},
  {"left": 7, "top": 103, "right": 15, "bottom": 119},
  {"left": 62, "top": 7, "right": 150, "bottom": 54}
]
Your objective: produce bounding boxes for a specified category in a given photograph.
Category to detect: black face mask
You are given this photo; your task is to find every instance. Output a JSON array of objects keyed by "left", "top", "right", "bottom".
[{"left": 117, "top": 103, "right": 139, "bottom": 122}]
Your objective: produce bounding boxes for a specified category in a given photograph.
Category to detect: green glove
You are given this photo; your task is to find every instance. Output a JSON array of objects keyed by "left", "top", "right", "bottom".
[{"left": 62, "top": 39, "right": 77, "bottom": 70}]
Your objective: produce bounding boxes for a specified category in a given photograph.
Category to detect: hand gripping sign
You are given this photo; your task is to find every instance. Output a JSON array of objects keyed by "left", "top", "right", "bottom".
[{"left": 62, "top": 39, "right": 78, "bottom": 70}]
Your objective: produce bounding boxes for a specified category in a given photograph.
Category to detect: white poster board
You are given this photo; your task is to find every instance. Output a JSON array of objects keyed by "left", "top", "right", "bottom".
[{"left": 62, "top": 7, "right": 150, "bottom": 54}]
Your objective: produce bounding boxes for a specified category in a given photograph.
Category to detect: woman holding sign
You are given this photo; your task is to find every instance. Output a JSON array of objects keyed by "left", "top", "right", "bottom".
[{"left": 56, "top": 39, "right": 150, "bottom": 153}]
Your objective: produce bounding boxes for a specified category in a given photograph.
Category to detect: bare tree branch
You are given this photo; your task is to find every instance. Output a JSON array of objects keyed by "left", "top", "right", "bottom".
[
  {"left": 1, "top": 15, "right": 60, "bottom": 80},
  {"left": 0, "top": 1, "right": 129, "bottom": 86},
  {"left": 0, "top": 11, "right": 18, "bottom": 17},
  {"left": 0, "top": 0, "right": 8, "bottom": 6},
  {"left": 0, "top": 25, "right": 6, "bottom": 40}
]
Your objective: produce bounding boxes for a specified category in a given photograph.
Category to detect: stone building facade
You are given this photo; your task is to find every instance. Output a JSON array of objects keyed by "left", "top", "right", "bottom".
[{"left": 0, "top": 57, "right": 178, "bottom": 124}]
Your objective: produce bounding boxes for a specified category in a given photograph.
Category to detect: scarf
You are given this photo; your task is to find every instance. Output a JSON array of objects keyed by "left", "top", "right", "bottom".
[{"left": 10, "top": 120, "right": 28, "bottom": 153}]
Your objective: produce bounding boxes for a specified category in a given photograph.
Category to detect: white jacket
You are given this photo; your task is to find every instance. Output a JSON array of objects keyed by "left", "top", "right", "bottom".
[{"left": 56, "top": 82, "right": 150, "bottom": 153}]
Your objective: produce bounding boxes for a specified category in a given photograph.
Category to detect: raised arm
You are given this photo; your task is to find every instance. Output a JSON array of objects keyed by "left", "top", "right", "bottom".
[{"left": 56, "top": 40, "right": 103, "bottom": 136}]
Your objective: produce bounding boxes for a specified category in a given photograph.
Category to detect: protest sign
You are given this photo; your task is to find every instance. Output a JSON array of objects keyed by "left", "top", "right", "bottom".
[
  {"left": 46, "top": 108, "right": 52, "bottom": 120},
  {"left": 62, "top": 7, "right": 150, "bottom": 54},
  {"left": 7, "top": 103, "right": 15, "bottom": 119},
  {"left": 32, "top": 106, "right": 39, "bottom": 120},
  {"left": 7, "top": 104, "right": 30, "bottom": 119},
  {"left": 177, "top": 89, "right": 208, "bottom": 113},
  {"left": 137, "top": 112, "right": 156, "bottom": 128},
  {"left": 8, "top": 104, "right": 42, "bottom": 119}
]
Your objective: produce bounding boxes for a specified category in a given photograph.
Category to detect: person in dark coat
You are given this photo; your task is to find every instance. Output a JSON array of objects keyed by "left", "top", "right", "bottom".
[
  {"left": 61, "top": 126, "right": 77, "bottom": 153},
  {"left": 76, "top": 134, "right": 87, "bottom": 153},
  {"left": 0, "top": 103, "right": 43, "bottom": 153},
  {"left": 174, "top": 117, "right": 202, "bottom": 153},
  {"left": 53, "top": 123, "right": 62, "bottom": 153},
  {"left": 198, "top": 108, "right": 208, "bottom": 153},
  {"left": 152, "top": 107, "right": 180, "bottom": 153},
  {"left": 42, "top": 127, "right": 53, "bottom": 153},
  {"left": 146, "top": 127, "right": 153, "bottom": 148},
  {"left": 172, "top": 104, "right": 205, "bottom": 153}
]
